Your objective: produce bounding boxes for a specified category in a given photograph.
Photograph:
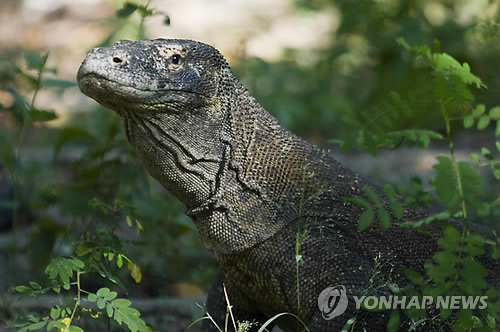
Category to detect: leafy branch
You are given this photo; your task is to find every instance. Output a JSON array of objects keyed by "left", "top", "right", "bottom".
[{"left": 13, "top": 256, "right": 150, "bottom": 332}]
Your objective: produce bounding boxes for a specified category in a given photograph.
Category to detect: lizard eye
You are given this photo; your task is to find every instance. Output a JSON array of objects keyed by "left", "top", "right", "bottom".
[{"left": 171, "top": 54, "right": 181, "bottom": 65}]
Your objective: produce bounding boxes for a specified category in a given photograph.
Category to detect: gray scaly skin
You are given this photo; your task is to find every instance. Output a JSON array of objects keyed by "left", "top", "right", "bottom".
[{"left": 77, "top": 39, "right": 498, "bottom": 331}]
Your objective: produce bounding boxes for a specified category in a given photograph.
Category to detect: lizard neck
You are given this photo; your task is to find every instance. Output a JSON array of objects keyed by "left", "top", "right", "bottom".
[{"left": 123, "top": 103, "right": 226, "bottom": 211}]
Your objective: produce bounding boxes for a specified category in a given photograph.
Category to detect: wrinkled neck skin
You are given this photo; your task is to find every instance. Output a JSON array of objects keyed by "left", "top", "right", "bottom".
[
  {"left": 123, "top": 93, "right": 226, "bottom": 210},
  {"left": 125, "top": 71, "right": 318, "bottom": 254}
]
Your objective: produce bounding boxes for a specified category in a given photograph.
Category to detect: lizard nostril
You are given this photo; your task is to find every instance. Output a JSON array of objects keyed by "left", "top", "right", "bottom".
[{"left": 113, "top": 57, "right": 123, "bottom": 63}]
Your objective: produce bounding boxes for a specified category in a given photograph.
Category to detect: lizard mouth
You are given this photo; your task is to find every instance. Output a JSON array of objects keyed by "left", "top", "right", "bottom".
[
  {"left": 78, "top": 72, "right": 210, "bottom": 108},
  {"left": 78, "top": 73, "right": 160, "bottom": 100}
]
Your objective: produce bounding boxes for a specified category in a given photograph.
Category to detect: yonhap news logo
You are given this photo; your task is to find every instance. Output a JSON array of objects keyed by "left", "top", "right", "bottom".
[
  {"left": 317, "top": 285, "right": 349, "bottom": 320},
  {"left": 318, "top": 285, "right": 489, "bottom": 320}
]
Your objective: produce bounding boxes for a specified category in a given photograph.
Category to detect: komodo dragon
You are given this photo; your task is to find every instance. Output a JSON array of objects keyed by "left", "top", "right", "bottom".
[{"left": 77, "top": 39, "right": 498, "bottom": 332}]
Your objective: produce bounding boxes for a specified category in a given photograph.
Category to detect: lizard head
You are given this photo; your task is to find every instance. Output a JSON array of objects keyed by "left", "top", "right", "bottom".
[
  {"left": 77, "top": 39, "right": 226, "bottom": 112},
  {"left": 77, "top": 39, "right": 236, "bottom": 213}
]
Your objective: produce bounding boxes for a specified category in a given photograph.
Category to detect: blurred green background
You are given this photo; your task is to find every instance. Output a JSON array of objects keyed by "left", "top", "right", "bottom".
[{"left": 0, "top": 0, "right": 498, "bottom": 331}]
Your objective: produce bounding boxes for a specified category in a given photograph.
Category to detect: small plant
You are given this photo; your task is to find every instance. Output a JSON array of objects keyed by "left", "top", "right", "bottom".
[
  {"left": 343, "top": 40, "right": 500, "bottom": 331},
  {"left": 188, "top": 284, "right": 309, "bottom": 332},
  {"left": 10, "top": 197, "right": 151, "bottom": 332},
  {"left": 13, "top": 260, "right": 149, "bottom": 332},
  {"left": 2, "top": 49, "right": 151, "bottom": 331}
]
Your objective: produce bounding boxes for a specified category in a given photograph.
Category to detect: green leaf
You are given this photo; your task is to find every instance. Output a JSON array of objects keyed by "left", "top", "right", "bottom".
[
  {"left": 470, "top": 153, "right": 480, "bottom": 163},
  {"left": 387, "top": 283, "right": 401, "bottom": 294},
  {"left": 476, "top": 203, "right": 490, "bottom": 217},
  {"left": 47, "top": 320, "right": 67, "bottom": 330},
  {"left": 458, "top": 161, "right": 482, "bottom": 211},
  {"left": 363, "top": 186, "right": 381, "bottom": 204},
  {"left": 461, "top": 257, "right": 487, "bottom": 279},
  {"left": 111, "top": 298, "right": 132, "bottom": 309},
  {"left": 24, "top": 51, "right": 49, "bottom": 70},
  {"left": 135, "top": 219, "right": 144, "bottom": 233},
  {"left": 50, "top": 280, "right": 61, "bottom": 294},
  {"left": 433, "top": 251, "right": 456, "bottom": 267},
  {"left": 405, "top": 268, "right": 425, "bottom": 285},
  {"left": 29, "top": 282, "right": 42, "bottom": 290},
  {"left": 117, "top": 254, "right": 123, "bottom": 268},
  {"left": 386, "top": 310, "right": 400, "bottom": 332},
  {"left": 387, "top": 130, "right": 443, "bottom": 148},
  {"left": 87, "top": 293, "right": 97, "bottom": 302},
  {"left": 481, "top": 147, "right": 492, "bottom": 160},
  {"left": 496, "top": 120, "right": 500, "bottom": 136},
  {"left": 106, "top": 303, "right": 114, "bottom": 318},
  {"left": 486, "top": 313, "right": 496, "bottom": 329},
  {"left": 463, "top": 115, "right": 474, "bottom": 128},
  {"left": 42, "top": 78, "right": 77, "bottom": 88},
  {"left": 117, "top": 2, "right": 137, "bottom": 17},
  {"left": 341, "top": 317, "right": 356, "bottom": 332},
  {"left": 432, "top": 53, "right": 484, "bottom": 88},
  {"left": 29, "top": 109, "right": 57, "bottom": 122},
  {"left": 425, "top": 262, "right": 455, "bottom": 283},
  {"left": 114, "top": 306, "right": 147, "bottom": 332},
  {"left": 440, "top": 306, "right": 452, "bottom": 320},
  {"left": 390, "top": 200, "right": 404, "bottom": 219},
  {"left": 345, "top": 197, "right": 371, "bottom": 209},
  {"left": 97, "top": 287, "right": 110, "bottom": 298},
  {"left": 44, "top": 257, "right": 84, "bottom": 285},
  {"left": 377, "top": 207, "right": 391, "bottom": 229},
  {"left": 137, "top": 5, "right": 153, "bottom": 17},
  {"left": 50, "top": 306, "right": 61, "bottom": 320},
  {"left": 68, "top": 326, "right": 84, "bottom": 332},
  {"left": 471, "top": 104, "right": 486, "bottom": 118},
  {"left": 477, "top": 115, "right": 490, "bottom": 130},
  {"left": 95, "top": 262, "right": 128, "bottom": 292},
  {"left": 97, "top": 298, "right": 106, "bottom": 310},
  {"left": 107, "top": 291, "right": 118, "bottom": 301},
  {"left": 490, "top": 106, "right": 500, "bottom": 120},
  {"left": 432, "top": 156, "right": 459, "bottom": 212},
  {"left": 15, "top": 285, "right": 32, "bottom": 294},
  {"left": 383, "top": 184, "right": 396, "bottom": 200},
  {"left": 358, "top": 208, "right": 374, "bottom": 231},
  {"left": 8, "top": 88, "right": 29, "bottom": 120},
  {"left": 438, "top": 227, "right": 461, "bottom": 251},
  {"left": 25, "top": 320, "right": 47, "bottom": 331}
]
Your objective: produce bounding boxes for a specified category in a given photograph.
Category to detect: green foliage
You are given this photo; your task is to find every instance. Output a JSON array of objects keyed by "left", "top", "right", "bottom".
[
  {"left": 342, "top": 40, "right": 500, "bottom": 331},
  {"left": 348, "top": 184, "right": 404, "bottom": 231},
  {"left": 402, "top": 226, "right": 500, "bottom": 331},
  {"left": 237, "top": 1, "right": 499, "bottom": 154},
  {"left": 87, "top": 288, "right": 149, "bottom": 332},
  {"left": 1, "top": 6, "right": 213, "bottom": 329},
  {"left": 13, "top": 252, "right": 150, "bottom": 331},
  {"left": 432, "top": 156, "right": 485, "bottom": 215},
  {"left": 116, "top": 1, "right": 170, "bottom": 39},
  {"left": 44, "top": 257, "right": 85, "bottom": 288},
  {"left": 351, "top": 41, "right": 499, "bottom": 229}
]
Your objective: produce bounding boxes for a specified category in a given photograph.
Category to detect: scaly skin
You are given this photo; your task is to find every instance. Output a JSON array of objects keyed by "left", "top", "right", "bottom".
[{"left": 77, "top": 39, "right": 498, "bottom": 332}]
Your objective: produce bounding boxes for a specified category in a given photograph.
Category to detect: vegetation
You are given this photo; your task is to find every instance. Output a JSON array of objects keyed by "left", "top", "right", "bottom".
[{"left": 0, "top": 0, "right": 498, "bottom": 331}]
